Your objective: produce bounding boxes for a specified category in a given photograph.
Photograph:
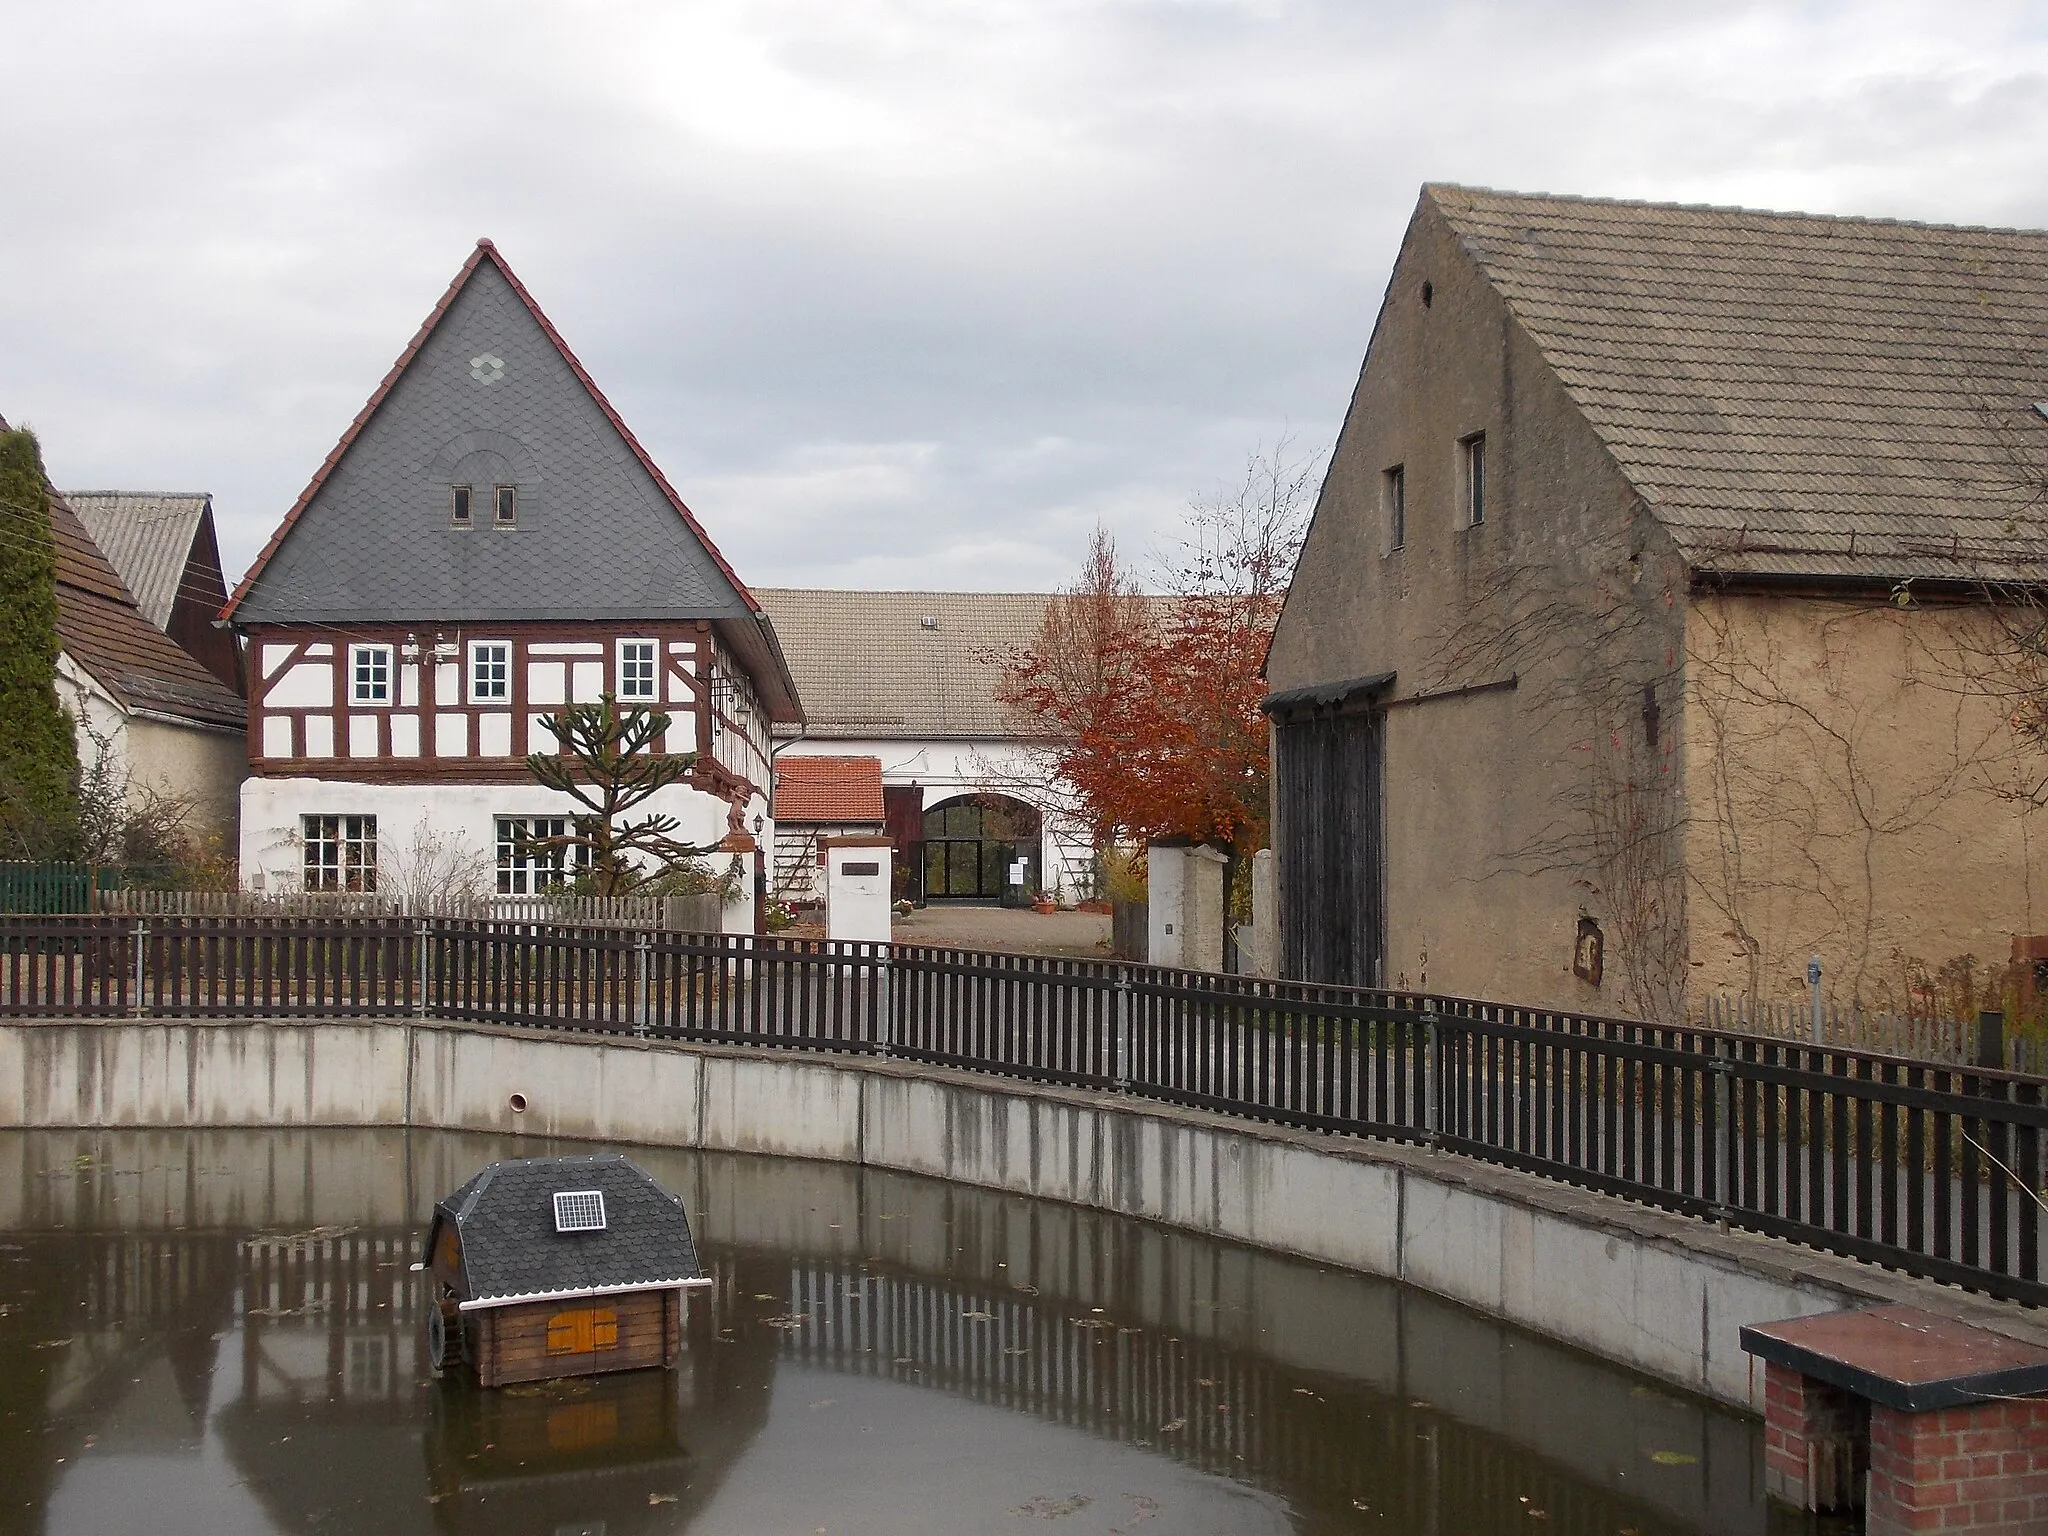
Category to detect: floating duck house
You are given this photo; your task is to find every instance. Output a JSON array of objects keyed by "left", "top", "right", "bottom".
[{"left": 418, "top": 1154, "right": 710, "bottom": 1387}]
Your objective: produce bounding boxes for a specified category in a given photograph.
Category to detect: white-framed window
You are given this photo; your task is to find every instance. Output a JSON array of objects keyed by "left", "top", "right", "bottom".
[
  {"left": 451, "top": 485, "right": 472, "bottom": 527},
  {"left": 616, "top": 638, "right": 657, "bottom": 702},
  {"left": 1460, "top": 432, "right": 1486, "bottom": 527},
  {"left": 494, "top": 484, "right": 517, "bottom": 526},
  {"left": 496, "top": 816, "right": 585, "bottom": 894},
  {"left": 470, "top": 640, "right": 511, "bottom": 703},
  {"left": 303, "top": 814, "right": 377, "bottom": 892},
  {"left": 349, "top": 645, "right": 392, "bottom": 705}
]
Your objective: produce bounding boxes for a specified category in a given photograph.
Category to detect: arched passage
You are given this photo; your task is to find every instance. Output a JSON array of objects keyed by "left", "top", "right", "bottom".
[{"left": 920, "top": 794, "right": 1040, "bottom": 904}]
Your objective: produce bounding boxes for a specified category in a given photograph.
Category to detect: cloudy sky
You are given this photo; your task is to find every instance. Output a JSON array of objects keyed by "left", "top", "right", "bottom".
[{"left": 7, "top": 0, "right": 2048, "bottom": 593}]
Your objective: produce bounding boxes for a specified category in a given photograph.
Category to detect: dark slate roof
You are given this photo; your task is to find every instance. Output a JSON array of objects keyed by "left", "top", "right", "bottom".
[
  {"left": 224, "top": 241, "right": 801, "bottom": 720},
  {"left": 1425, "top": 184, "right": 2048, "bottom": 584},
  {"left": 427, "top": 1153, "right": 703, "bottom": 1304}
]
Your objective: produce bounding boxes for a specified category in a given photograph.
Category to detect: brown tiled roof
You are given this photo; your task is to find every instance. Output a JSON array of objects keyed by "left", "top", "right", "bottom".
[
  {"left": 1427, "top": 184, "right": 2048, "bottom": 583},
  {"left": 771, "top": 755, "right": 885, "bottom": 823},
  {"left": 50, "top": 491, "right": 245, "bottom": 730},
  {"left": 755, "top": 589, "right": 1057, "bottom": 738}
]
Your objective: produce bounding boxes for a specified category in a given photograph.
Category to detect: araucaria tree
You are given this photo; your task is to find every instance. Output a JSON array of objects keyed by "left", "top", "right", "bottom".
[
  {"left": 523, "top": 695, "right": 717, "bottom": 896},
  {"left": 996, "top": 443, "right": 1315, "bottom": 863},
  {"left": 0, "top": 425, "right": 80, "bottom": 858}
]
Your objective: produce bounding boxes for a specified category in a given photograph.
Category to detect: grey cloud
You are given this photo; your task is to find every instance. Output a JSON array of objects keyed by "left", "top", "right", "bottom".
[{"left": 6, "top": 0, "right": 2048, "bottom": 595}]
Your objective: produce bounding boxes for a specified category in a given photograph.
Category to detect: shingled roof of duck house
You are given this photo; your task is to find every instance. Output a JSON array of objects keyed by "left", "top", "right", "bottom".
[
  {"left": 223, "top": 239, "right": 800, "bottom": 723},
  {"left": 422, "top": 1154, "right": 707, "bottom": 1310}
]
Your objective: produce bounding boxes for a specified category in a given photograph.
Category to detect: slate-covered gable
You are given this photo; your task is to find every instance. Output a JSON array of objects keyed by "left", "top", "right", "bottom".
[
  {"left": 428, "top": 1154, "right": 703, "bottom": 1304},
  {"left": 230, "top": 251, "right": 755, "bottom": 626}
]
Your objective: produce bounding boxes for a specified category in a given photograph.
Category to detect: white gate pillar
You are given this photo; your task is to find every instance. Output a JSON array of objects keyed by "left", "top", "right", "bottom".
[{"left": 1147, "top": 841, "right": 1227, "bottom": 973}]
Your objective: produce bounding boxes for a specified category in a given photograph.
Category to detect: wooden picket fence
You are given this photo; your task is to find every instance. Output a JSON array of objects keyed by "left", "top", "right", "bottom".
[
  {"left": 1705, "top": 994, "right": 2048, "bottom": 1075},
  {"left": 97, "top": 888, "right": 726, "bottom": 932},
  {"left": 0, "top": 862, "right": 116, "bottom": 915}
]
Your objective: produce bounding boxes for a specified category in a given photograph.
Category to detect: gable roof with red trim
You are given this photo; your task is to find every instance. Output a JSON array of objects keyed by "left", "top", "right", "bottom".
[{"left": 225, "top": 241, "right": 800, "bottom": 721}]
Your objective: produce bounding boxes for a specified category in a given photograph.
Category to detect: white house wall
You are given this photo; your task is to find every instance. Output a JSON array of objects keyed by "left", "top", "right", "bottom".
[
  {"left": 239, "top": 777, "right": 737, "bottom": 895},
  {"left": 705, "top": 635, "right": 771, "bottom": 791},
  {"left": 776, "top": 738, "right": 1092, "bottom": 897}
]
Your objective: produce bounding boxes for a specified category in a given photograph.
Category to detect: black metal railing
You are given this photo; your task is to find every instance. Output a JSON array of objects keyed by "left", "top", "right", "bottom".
[{"left": 5, "top": 914, "right": 2045, "bottom": 1307}]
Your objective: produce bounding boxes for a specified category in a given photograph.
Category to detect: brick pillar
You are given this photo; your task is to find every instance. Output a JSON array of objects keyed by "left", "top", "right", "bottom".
[
  {"left": 1763, "top": 1362, "right": 1867, "bottom": 1511},
  {"left": 1866, "top": 1397, "right": 2048, "bottom": 1535}
]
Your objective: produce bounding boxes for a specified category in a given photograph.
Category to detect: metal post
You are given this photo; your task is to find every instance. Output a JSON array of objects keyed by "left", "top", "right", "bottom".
[
  {"left": 1807, "top": 955, "right": 1823, "bottom": 1046},
  {"left": 1114, "top": 966, "right": 1131, "bottom": 1092},
  {"left": 414, "top": 918, "right": 430, "bottom": 1018},
  {"left": 1421, "top": 1002, "right": 1439, "bottom": 1147},
  {"left": 131, "top": 919, "right": 147, "bottom": 1018},
  {"left": 874, "top": 944, "right": 894, "bottom": 1059},
  {"left": 1712, "top": 1046, "right": 1734, "bottom": 1222},
  {"left": 634, "top": 932, "right": 650, "bottom": 1038}
]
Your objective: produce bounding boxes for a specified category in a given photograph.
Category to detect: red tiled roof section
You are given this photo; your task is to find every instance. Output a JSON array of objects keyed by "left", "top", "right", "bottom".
[{"left": 772, "top": 756, "right": 885, "bottom": 824}]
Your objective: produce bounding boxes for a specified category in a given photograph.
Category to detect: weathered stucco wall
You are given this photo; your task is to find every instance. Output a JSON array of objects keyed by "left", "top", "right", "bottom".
[
  {"left": 1267, "top": 196, "right": 1688, "bottom": 1014},
  {"left": 1683, "top": 592, "right": 2048, "bottom": 1012},
  {"left": 9, "top": 1014, "right": 2043, "bottom": 1413},
  {"left": 57, "top": 653, "right": 245, "bottom": 851},
  {"left": 126, "top": 714, "right": 244, "bottom": 849}
]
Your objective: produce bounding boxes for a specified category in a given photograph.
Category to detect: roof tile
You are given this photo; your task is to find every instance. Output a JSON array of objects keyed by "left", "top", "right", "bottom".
[
  {"left": 772, "top": 755, "right": 885, "bottom": 822},
  {"left": 1426, "top": 185, "right": 2048, "bottom": 582}
]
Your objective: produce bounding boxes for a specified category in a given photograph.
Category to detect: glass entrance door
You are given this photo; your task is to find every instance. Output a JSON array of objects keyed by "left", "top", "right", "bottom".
[{"left": 920, "top": 797, "right": 1040, "bottom": 903}]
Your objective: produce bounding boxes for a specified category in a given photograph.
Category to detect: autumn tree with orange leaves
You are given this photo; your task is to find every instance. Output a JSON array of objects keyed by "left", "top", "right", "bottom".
[{"left": 993, "top": 444, "right": 1317, "bottom": 874}]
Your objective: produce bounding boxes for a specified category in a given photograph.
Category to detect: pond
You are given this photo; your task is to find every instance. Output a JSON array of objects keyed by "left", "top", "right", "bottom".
[{"left": 0, "top": 1128, "right": 1828, "bottom": 1535}]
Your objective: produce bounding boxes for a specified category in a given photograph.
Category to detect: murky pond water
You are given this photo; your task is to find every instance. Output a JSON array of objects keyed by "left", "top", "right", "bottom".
[{"left": 0, "top": 1129, "right": 1822, "bottom": 1535}]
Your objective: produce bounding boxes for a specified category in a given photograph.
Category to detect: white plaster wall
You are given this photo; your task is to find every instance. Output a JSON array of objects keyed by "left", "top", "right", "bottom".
[
  {"left": 1149, "top": 844, "right": 1190, "bottom": 966},
  {"left": 56, "top": 653, "right": 127, "bottom": 770},
  {"left": 237, "top": 776, "right": 737, "bottom": 892},
  {"left": 777, "top": 736, "right": 1094, "bottom": 897},
  {"left": 57, "top": 653, "right": 245, "bottom": 849},
  {"left": 826, "top": 843, "right": 893, "bottom": 941}
]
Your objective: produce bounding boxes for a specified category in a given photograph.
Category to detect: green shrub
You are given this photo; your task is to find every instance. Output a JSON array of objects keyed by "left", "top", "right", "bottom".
[{"left": 0, "top": 427, "right": 79, "bottom": 857}]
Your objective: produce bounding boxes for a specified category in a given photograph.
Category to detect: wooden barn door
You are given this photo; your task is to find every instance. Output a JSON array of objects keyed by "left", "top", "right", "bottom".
[{"left": 1275, "top": 707, "right": 1385, "bottom": 988}]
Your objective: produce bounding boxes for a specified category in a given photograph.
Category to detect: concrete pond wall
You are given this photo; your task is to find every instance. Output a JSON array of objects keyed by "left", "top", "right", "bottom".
[{"left": 4, "top": 1014, "right": 2036, "bottom": 1415}]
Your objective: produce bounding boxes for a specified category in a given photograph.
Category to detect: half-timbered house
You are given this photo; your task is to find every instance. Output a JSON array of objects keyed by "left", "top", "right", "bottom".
[{"left": 224, "top": 241, "right": 801, "bottom": 908}]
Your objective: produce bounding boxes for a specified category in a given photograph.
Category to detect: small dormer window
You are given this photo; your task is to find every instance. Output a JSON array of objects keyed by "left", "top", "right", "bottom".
[
  {"left": 553, "top": 1190, "right": 606, "bottom": 1232},
  {"left": 495, "top": 485, "right": 517, "bottom": 527},
  {"left": 451, "top": 485, "right": 472, "bottom": 527}
]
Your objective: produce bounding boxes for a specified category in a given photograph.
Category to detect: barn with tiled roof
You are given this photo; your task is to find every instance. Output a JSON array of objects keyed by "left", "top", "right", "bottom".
[{"left": 1267, "top": 184, "right": 2048, "bottom": 1018}]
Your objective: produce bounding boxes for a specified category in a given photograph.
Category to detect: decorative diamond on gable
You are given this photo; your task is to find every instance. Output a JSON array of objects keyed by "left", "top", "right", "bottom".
[
  {"left": 553, "top": 1189, "right": 606, "bottom": 1232},
  {"left": 470, "top": 354, "right": 505, "bottom": 385}
]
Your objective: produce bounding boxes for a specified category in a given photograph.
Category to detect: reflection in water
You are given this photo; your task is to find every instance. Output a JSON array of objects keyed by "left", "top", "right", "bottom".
[{"left": 0, "top": 1129, "right": 1815, "bottom": 1535}]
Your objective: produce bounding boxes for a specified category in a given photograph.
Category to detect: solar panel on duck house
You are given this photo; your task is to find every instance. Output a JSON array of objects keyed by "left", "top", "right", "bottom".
[{"left": 553, "top": 1189, "right": 607, "bottom": 1232}]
